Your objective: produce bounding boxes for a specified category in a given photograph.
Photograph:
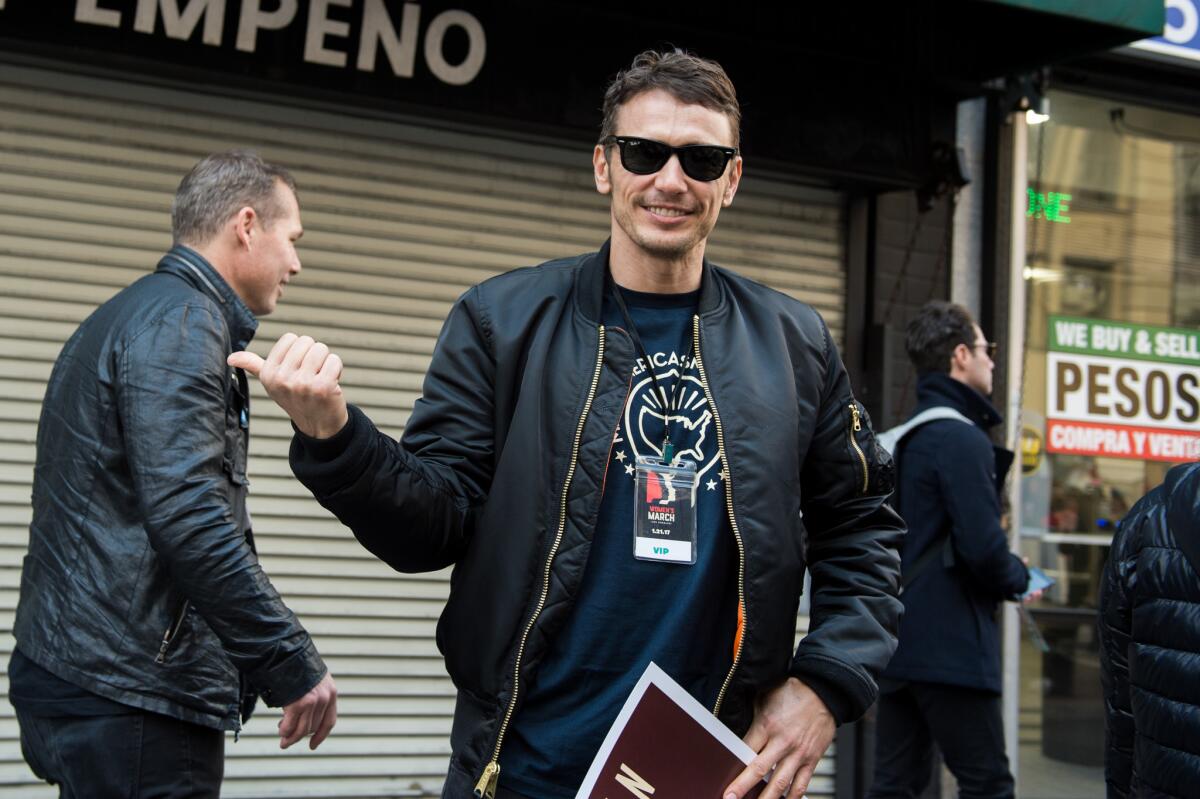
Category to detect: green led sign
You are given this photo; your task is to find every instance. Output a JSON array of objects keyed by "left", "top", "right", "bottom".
[{"left": 1027, "top": 188, "right": 1072, "bottom": 223}]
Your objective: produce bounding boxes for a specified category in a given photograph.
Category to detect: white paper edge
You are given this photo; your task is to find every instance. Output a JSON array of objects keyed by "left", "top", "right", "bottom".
[{"left": 574, "top": 661, "right": 756, "bottom": 798}]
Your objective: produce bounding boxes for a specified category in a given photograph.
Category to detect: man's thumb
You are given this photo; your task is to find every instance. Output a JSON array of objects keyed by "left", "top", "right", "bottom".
[{"left": 227, "top": 350, "right": 265, "bottom": 376}]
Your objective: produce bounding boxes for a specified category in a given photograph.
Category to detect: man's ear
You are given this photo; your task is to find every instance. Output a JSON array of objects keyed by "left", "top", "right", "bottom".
[
  {"left": 593, "top": 144, "right": 612, "bottom": 196},
  {"left": 949, "top": 342, "right": 970, "bottom": 373},
  {"left": 234, "top": 206, "right": 257, "bottom": 250},
  {"left": 722, "top": 155, "right": 744, "bottom": 208}
]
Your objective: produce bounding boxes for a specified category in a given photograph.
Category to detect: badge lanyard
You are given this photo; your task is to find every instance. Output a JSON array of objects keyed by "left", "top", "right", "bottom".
[
  {"left": 609, "top": 276, "right": 701, "bottom": 565},
  {"left": 609, "top": 280, "right": 695, "bottom": 465}
]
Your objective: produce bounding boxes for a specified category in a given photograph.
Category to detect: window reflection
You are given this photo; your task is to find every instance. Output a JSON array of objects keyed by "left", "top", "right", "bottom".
[{"left": 1018, "top": 91, "right": 1200, "bottom": 794}]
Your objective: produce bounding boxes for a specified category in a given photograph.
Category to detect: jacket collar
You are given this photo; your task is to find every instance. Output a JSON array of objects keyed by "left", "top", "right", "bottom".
[
  {"left": 576, "top": 238, "right": 725, "bottom": 324},
  {"left": 913, "top": 372, "right": 1003, "bottom": 431},
  {"left": 156, "top": 245, "right": 258, "bottom": 351}
]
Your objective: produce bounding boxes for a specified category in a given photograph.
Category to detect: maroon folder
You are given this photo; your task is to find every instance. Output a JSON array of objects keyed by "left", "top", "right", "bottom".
[{"left": 576, "top": 663, "right": 765, "bottom": 799}]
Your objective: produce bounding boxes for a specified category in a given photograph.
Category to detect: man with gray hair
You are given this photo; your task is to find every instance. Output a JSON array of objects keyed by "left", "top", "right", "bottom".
[{"left": 9, "top": 151, "right": 336, "bottom": 796}]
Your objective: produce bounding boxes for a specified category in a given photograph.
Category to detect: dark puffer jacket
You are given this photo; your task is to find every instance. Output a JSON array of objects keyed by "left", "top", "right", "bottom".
[{"left": 1099, "top": 461, "right": 1200, "bottom": 799}]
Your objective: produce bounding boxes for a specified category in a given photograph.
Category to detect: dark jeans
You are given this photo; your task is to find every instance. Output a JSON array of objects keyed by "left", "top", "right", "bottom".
[
  {"left": 15, "top": 707, "right": 224, "bottom": 798},
  {"left": 867, "top": 681, "right": 1014, "bottom": 799}
]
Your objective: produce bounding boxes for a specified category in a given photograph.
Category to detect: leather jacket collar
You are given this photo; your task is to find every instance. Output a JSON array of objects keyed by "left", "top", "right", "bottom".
[{"left": 156, "top": 245, "right": 258, "bottom": 351}]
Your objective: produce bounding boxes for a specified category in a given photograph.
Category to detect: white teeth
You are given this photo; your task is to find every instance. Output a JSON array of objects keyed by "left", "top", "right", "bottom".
[{"left": 646, "top": 206, "right": 687, "bottom": 217}]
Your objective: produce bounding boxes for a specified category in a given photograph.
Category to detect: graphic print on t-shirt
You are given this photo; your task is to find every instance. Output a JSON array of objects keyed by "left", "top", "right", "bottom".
[{"left": 615, "top": 350, "right": 723, "bottom": 484}]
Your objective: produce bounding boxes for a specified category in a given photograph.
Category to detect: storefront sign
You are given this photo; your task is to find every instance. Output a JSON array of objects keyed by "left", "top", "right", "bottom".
[
  {"left": 1129, "top": 0, "right": 1200, "bottom": 65},
  {"left": 5, "top": 0, "right": 486, "bottom": 85},
  {"left": 1027, "top": 189, "right": 1072, "bottom": 223},
  {"left": 1045, "top": 316, "right": 1200, "bottom": 461}
]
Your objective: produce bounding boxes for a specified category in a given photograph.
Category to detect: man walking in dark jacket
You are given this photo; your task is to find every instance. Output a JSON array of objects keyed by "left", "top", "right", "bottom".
[
  {"left": 1099, "top": 461, "right": 1200, "bottom": 799},
  {"left": 868, "top": 301, "right": 1031, "bottom": 799},
  {"left": 10, "top": 151, "right": 336, "bottom": 797},
  {"left": 235, "top": 51, "right": 904, "bottom": 799}
]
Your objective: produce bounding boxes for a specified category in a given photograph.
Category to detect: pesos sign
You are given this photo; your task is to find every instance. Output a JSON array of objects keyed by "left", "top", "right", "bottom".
[{"left": 1045, "top": 316, "right": 1200, "bottom": 462}]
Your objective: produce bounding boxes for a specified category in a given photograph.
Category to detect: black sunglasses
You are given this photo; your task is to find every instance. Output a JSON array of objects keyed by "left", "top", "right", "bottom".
[
  {"left": 604, "top": 136, "right": 737, "bottom": 182},
  {"left": 972, "top": 341, "right": 999, "bottom": 358}
]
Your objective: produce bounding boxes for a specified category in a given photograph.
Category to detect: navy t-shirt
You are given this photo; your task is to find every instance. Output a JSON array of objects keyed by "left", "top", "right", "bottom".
[{"left": 501, "top": 286, "right": 739, "bottom": 798}]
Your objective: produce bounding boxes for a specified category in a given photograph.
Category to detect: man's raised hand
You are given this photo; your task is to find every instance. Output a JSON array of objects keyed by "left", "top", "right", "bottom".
[{"left": 228, "top": 333, "right": 350, "bottom": 439}]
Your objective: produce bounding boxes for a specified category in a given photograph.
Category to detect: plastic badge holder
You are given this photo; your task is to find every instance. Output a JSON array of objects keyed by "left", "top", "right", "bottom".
[{"left": 632, "top": 456, "right": 699, "bottom": 565}]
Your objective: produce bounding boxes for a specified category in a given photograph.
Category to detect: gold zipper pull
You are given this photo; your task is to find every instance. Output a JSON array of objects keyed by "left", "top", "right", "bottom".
[
  {"left": 474, "top": 760, "right": 500, "bottom": 798},
  {"left": 847, "top": 402, "right": 869, "bottom": 494}
]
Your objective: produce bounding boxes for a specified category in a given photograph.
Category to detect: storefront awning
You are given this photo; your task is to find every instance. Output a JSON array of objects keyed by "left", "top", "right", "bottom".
[
  {"left": 979, "top": 0, "right": 1163, "bottom": 38},
  {"left": 936, "top": 0, "right": 1166, "bottom": 84}
]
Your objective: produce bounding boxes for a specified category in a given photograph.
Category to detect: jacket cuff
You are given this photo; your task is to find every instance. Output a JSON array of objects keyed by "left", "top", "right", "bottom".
[
  {"left": 291, "top": 403, "right": 362, "bottom": 462},
  {"left": 249, "top": 637, "right": 327, "bottom": 708},
  {"left": 1006, "top": 557, "right": 1031, "bottom": 602},
  {"left": 790, "top": 654, "right": 875, "bottom": 725}
]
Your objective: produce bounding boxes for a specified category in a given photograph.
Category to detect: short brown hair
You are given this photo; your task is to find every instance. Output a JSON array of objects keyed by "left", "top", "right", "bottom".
[
  {"left": 599, "top": 50, "right": 741, "bottom": 148},
  {"left": 171, "top": 150, "right": 297, "bottom": 247},
  {"left": 906, "top": 301, "right": 978, "bottom": 375}
]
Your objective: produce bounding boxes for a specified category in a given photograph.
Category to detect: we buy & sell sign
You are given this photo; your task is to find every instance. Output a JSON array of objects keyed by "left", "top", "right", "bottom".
[{"left": 1046, "top": 316, "right": 1200, "bottom": 462}]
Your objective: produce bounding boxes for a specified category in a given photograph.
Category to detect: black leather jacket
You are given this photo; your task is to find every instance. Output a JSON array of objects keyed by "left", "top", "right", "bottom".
[
  {"left": 1100, "top": 461, "right": 1200, "bottom": 799},
  {"left": 14, "top": 246, "right": 325, "bottom": 731},
  {"left": 291, "top": 242, "right": 903, "bottom": 795}
]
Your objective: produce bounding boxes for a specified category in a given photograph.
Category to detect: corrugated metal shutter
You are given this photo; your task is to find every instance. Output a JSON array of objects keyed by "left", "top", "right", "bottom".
[{"left": 0, "top": 63, "right": 843, "bottom": 798}]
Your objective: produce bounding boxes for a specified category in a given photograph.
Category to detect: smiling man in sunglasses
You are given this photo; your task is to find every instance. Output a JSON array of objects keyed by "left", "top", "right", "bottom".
[{"left": 235, "top": 50, "right": 903, "bottom": 799}]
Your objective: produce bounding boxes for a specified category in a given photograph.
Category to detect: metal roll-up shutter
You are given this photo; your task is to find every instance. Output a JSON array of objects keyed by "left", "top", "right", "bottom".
[{"left": 0, "top": 63, "right": 843, "bottom": 798}]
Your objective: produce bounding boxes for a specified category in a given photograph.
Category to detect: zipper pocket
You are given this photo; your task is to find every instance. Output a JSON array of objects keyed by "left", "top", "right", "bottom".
[
  {"left": 155, "top": 601, "right": 190, "bottom": 664},
  {"left": 848, "top": 401, "right": 869, "bottom": 495}
]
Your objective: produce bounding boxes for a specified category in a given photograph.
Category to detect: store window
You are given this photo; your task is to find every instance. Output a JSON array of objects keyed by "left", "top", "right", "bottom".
[{"left": 1018, "top": 91, "right": 1200, "bottom": 796}]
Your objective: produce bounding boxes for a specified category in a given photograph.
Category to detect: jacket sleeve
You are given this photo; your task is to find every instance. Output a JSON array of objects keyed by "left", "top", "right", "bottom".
[
  {"left": 290, "top": 286, "right": 495, "bottom": 573},
  {"left": 119, "top": 304, "right": 325, "bottom": 708},
  {"left": 934, "top": 430, "right": 1028, "bottom": 600},
  {"left": 792, "top": 321, "right": 904, "bottom": 725},
  {"left": 1099, "top": 511, "right": 1139, "bottom": 799}
]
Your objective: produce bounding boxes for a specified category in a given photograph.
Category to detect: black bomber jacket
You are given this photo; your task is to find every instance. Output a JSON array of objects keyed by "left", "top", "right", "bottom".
[
  {"left": 14, "top": 246, "right": 326, "bottom": 731},
  {"left": 291, "top": 241, "right": 903, "bottom": 796}
]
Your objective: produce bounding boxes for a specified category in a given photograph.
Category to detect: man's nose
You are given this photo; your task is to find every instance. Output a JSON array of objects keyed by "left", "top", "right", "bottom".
[{"left": 653, "top": 154, "right": 689, "bottom": 192}]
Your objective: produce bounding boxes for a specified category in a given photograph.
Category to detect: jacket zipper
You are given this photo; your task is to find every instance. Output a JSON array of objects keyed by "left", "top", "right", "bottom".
[
  {"left": 848, "top": 402, "right": 869, "bottom": 494},
  {"left": 692, "top": 315, "right": 748, "bottom": 718},
  {"left": 155, "top": 601, "right": 190, "bottom": 664},
  {"left": 474, "top": 326, "right": 607, "bottom": 799}
]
